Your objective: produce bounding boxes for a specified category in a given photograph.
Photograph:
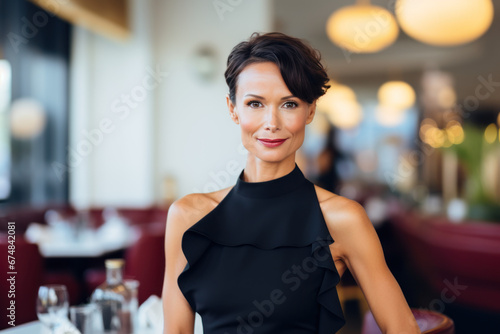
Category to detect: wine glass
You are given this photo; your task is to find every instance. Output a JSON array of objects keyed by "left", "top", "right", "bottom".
[{"left": 36, "top": 285, "right": 69, "bottom": 334}]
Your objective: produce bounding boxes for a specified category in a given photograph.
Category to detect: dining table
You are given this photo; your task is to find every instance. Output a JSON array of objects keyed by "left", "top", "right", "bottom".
[
  {"left": 37, "top": 231, "right": 137, "bottom": 258},
  {"left": 25, "top": 220, "right": 139, "bottom": 258},
  {"left": 23, "top": 221, "right": 141, "bottom": 305}
]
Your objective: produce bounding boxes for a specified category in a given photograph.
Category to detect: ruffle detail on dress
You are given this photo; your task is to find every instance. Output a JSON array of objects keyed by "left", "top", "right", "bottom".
[
  {"left": 312, "top": 235, "right": 346, "bottom": 334},
  {"left": 177, "top": 180, "right": 346, "bottom": 332},
  {"left": 177, "top": 226, "right": 213, "bottom": 312},
  {"left": 176, "top": 209, "right": 332, "bottom": 311}
]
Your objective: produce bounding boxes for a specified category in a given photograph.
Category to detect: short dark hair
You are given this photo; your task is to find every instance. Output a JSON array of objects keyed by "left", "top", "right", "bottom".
[{"left": 224, "top": 32, "right": 330, "bottom": 105}]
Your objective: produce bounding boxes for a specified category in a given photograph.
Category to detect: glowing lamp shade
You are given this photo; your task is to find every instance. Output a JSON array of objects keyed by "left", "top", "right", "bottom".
[
  {"left": 326, "top": 4, "right": 399, "bottom": 53},
  {"left": 326, "top": 82, "right": 357, "bottom": 102},
  {"left": 317, "top": 83, "right": 363, "bottom": 129},
  {"left": 325, "top": 99, "right": 363, "bottom": 129},
  {"left": 309, "top": 111, "right": 330, "bottom": 136},
  {"left": 375, "top": 104, "right": 406, "bottom": 127},
  {"left": 378, "top": 81, "right": 415, "bottom": 110},
  {"left": 9, "top": 98, "right": 47, "bottom": 139},
  {"left": 395, "top": 0, "right": 494, "bottom": 46}
]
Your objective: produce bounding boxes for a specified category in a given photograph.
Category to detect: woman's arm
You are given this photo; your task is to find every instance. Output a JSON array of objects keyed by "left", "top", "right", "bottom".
[
  {"left": 161, "top": 196, "right": 197, "bottom": 334},
  {"left": 323, "top": 197, "right": 421, "bottom": 334}
]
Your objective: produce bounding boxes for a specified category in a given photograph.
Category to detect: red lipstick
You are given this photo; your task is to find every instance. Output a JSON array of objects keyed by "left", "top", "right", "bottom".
[{"left": 257, "top": 138, "right": 287, "bottom": 147}]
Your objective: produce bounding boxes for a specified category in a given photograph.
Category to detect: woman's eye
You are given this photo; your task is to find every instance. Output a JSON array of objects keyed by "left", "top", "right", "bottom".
[
  {"left": 247, "top": 101, "right": 262, "bottom": 108},
  {"left": 283, "top": 101, "right": 298, "bottom": 109}
]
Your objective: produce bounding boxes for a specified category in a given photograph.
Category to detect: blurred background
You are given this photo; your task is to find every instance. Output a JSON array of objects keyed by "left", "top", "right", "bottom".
[{"left": 0, "top": 0, "right": 499, "bottom": 333}]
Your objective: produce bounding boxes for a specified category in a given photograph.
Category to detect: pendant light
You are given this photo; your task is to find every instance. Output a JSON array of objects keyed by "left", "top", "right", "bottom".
[
  {"left": 375, "top": 104, "right": 406, "bottom": 127},
  {"left": 377, "top": 80, "right": 415, "bottom": 110},
  {"left": 317, "top": 82, "right": 363, "bottom": 129},
  {"left": 326, "top": 0, "right": 399, "bottom": 53},
  {"left": 395, "top": 0, "right": 494, "bottom": 46}
]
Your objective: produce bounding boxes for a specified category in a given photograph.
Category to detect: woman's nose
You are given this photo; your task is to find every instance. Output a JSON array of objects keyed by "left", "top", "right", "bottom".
[{"left": 264, "top": 107, "right": 281, "bottom": 131}]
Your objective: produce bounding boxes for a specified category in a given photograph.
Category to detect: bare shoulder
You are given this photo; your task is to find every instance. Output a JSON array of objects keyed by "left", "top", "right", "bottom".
[
  {"left": 168, "top": 185, "right": 234, "bottom": 231},
  {"left": 313, "top": 184, "right": 364, "bottom": 215},
  {"left": 313, "top": 185, "right": 371, "bottom": 237}
]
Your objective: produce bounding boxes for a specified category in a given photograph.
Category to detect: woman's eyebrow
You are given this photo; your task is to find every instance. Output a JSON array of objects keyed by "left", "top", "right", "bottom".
[{"left": 244, "top": 94, "right": 296, "bottom": 100}]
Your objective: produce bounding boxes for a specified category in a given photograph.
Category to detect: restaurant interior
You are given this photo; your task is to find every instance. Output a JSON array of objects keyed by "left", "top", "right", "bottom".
[{"left": 0, "top": 0, "right": 500, "bottom": 333}]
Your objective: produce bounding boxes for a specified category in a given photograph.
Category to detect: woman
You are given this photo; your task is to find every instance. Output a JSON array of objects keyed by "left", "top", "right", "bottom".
[{"left": 162, "top": 32, "right": 421, "bottom": 334}]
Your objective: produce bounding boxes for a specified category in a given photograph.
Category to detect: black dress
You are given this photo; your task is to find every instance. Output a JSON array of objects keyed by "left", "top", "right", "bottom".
[{"left": 177, "top": 162, "right": 346, "bottom": 334}]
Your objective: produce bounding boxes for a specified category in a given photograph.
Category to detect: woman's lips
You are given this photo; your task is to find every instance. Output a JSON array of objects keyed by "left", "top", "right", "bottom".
[{"left": 257, "top": 138, "right": 287, "bottom": 147}]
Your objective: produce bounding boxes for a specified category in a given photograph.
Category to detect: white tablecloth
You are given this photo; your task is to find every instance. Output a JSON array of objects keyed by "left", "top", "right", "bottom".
[
  {"left": 0, "top": 321, "right": 161, "bottom": 334},
  {"left": 0, "top": 313, "right": 204, "bottom": 334},
  {"left": 25, "top": 219, "right": 139, "bottom": 258}
]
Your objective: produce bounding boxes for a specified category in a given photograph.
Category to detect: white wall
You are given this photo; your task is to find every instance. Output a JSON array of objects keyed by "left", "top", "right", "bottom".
[
  {"left": 153, "top": 0, "right": 273, "bottom": 199},
  {"left": 70, "top": 0, "right": 273, "bottom": 207},
  {"left": 69, "top": 0, "right": 155, "bottom": 208}
]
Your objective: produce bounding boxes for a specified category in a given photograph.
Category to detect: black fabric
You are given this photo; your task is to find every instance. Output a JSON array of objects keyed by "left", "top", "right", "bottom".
[{"left": 178, "top": 163, "right": 346, "bottom": 333}]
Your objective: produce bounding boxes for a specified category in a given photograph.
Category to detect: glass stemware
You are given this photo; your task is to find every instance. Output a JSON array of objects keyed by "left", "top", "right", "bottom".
[{"left": 36, "top": 284, "right": 69, "bottom": 334}]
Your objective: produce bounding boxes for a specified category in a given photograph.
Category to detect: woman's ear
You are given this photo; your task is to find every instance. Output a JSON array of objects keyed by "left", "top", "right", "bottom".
[
  {"left": 227, "top": 94, "right": 239, "bottom": 125},
  {"left": 306, "top": 100, "right": 316, "bottom": 125}
]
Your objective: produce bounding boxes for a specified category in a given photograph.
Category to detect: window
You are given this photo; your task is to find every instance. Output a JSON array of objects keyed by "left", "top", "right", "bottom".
[{"left": 0, "top": 59, "right": 11, "bottom": 200}]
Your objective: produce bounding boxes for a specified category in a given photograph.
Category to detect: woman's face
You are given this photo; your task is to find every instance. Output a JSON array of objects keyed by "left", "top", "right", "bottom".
[{"left": 227, "top": 61, "right": 316, "bottom": 163}]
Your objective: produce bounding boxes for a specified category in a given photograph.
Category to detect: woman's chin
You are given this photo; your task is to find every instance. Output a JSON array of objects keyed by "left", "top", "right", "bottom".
[{"left": 254, "top": 152, "right": 290, "bottom": 163}]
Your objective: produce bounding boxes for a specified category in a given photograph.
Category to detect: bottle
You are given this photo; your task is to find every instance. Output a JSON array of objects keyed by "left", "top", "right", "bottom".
[
  {"left": 123, "top": 279, "right": 140, "bottom": 333},
  {"left": 91, "top": 259, "right": 134, "bottom": 333}
]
